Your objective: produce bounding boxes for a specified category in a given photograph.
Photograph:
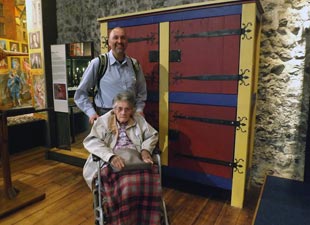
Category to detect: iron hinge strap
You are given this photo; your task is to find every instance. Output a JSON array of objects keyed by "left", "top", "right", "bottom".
[
  {"left": 177, "top": 153, "right": 244, "bottom": 173},
  {"left": 172, "top": 112, "right": 247, "bottom": 132},
  {"left": 172, "top": 69, "right": 250, "bottom": 86},
  {"left": 173, "top": 112, "right": 239, "bottom": 127},
  {"left": 174, "top": 22, "right": 252, "bottom": 41}
]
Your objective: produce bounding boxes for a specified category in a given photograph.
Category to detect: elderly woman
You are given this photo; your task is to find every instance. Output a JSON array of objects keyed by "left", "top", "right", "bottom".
[{"left": 83, "top": 91, "right": 161, "bottom": 225}]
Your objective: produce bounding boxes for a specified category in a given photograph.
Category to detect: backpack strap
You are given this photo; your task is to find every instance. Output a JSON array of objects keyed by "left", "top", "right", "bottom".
[
  {"left": 90, "top": 53, "right": 108, "bottom": 105},
  {"left": 129, "top": 57, "right": 140, "bottom": 77},
  {"left": 97, "top": 53, "right": 108, "bottom": 88}
]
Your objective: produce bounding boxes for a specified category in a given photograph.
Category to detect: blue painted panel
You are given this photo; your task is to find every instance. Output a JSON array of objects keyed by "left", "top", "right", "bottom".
[
  {"left": 108, "top": 5, "right": 242, "bottom": 28},
  {"left": 169, "top": 92, "right": 237, "bottom": 107},
  {"left": 162, "top": 166, "right": 232, "bottom": 190}
]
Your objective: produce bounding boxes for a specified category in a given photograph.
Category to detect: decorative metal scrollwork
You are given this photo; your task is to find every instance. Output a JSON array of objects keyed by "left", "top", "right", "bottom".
[
  {"left": 233, "top": 158, "right": 244, "bottom": 174},
  {"left": 241, "top": 22, "right": 253, "bottom": 40},
  {"left": 236, "top": 116, "right": 247, "bottom": 133},
  {"left": 239, "top": 69, "right": 250, "bottom": 86},
  {"left": 101, "top": 36, "right": 108, "bottom": 48}
]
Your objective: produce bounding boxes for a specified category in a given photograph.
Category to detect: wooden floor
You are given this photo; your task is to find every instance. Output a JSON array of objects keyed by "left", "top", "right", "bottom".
[{"left": 0, "top": 146, "right": 261, "bottom": 225}]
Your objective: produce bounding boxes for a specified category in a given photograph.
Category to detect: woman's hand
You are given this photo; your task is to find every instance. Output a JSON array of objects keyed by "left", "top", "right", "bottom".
[
  {"left": 110, "top": 155, "right": 125, "bottom": 170},
  {"left": 141, "top": 150, "right": 153, "bottom": 164}
]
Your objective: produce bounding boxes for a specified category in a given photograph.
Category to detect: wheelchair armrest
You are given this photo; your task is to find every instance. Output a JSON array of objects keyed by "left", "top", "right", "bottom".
[
  {"left": 152, "top": 148, "right": 161, "bottom": 155},
  {"left": 92, "top": 154, "right": 101, "bottom": 162},
  {"left": 151, "top": 148, "right": 162, "bottom": 167}
]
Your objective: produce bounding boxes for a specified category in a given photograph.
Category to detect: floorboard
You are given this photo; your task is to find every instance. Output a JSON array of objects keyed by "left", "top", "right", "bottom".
[{"left": 0, "top": 147, "right": 260, "bottom": 225}]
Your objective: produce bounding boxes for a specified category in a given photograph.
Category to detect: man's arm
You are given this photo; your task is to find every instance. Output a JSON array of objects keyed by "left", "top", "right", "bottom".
[
  {"left": 74, "top": 57, "right": 100, "bottom": 121},
  {"left": 134, "top": 63, "right": 147, "bottom": 113}
]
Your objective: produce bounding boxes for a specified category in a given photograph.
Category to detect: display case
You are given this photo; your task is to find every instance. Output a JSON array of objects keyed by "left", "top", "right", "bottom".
[
  {"left": 51, "top": 42, "right": 93, "bottom": 149},
  {"left": 66, "top": 42, "right": 94, "bottom": 98}
]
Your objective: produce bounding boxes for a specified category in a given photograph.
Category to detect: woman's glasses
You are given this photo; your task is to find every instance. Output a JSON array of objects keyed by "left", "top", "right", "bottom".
[{"left": 114, "top": 106, "right": 132, "bottom": 113}]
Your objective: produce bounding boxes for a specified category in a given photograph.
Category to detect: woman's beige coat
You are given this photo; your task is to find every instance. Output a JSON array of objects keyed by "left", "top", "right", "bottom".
[{"left": 82, "top": 110, "right": 158, "bottom": 189}]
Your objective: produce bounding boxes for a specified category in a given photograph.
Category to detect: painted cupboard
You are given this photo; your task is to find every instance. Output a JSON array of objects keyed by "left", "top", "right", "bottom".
[{"left": 98, "top": 0, "right": 263, "bottom": 207}]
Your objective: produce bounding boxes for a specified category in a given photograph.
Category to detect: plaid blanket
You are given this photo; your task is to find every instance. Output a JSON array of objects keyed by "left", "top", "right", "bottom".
[{"left": 100, "top": 165, "right": 162, "bottom": 225}]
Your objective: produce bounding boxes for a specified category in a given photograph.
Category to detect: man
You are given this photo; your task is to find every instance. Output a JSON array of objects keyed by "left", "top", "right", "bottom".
[{"left": 74, "top": 27, "right": 147, "bottom": 124}]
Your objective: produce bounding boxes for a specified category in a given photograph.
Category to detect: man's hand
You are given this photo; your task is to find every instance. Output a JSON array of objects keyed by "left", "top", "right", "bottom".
[
  {"left": 137, "top": 111, "right": 144, "bottom": 117},
  {"left": 89, "top": 113, "right": 99, "bottom": 124},
  {"left": 141, "top": 150, "right": 153, "bottom": 164}
]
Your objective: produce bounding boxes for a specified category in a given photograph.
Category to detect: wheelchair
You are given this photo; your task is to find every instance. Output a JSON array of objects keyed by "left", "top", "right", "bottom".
[{"left": 92, "top": 149, "right": 169, "bottom": 225}]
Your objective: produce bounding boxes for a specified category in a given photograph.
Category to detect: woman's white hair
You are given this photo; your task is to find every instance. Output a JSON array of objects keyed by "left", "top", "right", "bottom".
[{"left": 112, "top": 91, "right": 136, "bottom": 110}]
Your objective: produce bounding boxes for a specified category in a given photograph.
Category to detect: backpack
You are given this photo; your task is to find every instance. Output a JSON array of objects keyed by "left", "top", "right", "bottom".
[{"left": 92, "top": 53, "right": 140, "bottom": 95}]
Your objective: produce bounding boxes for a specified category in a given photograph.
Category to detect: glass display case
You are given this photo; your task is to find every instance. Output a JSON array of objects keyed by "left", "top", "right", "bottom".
[
  {"left": 66, "top": 42, "right": 93, "bottom": 98},
  {"left": 51, "top": 42, "right": 93, "bottom": 149}
]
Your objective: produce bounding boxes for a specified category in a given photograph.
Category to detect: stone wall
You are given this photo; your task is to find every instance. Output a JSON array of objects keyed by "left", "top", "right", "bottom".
[
  {"left": 252, "top": 0, "right": 310, "bottom": 185},
  {"left": 55, "top": 0, "right": 310, "bottom": 185},
  {"left": 56, "top": 0, "right": 205, "bottom": 56}
]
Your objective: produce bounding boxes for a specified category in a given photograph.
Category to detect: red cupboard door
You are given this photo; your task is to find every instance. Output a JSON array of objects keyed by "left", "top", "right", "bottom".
[
  {"left": 123, "top": 24, "right": 160, "bottom": 129},
  {"left": 168, "top": 15, "right": 241, "bottom": 179},
  {"left": 170, "top": 15, "right": 241, "bottom": 94}
]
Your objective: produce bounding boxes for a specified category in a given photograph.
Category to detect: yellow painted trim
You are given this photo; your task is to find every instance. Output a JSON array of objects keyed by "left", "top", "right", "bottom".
[
  {"left": 100, "top": 23, "right": 108, "bottom": 54},
  {"left": 248, "top": 16, "right": 262, "bottom": 181},
  {"left": 159, "top": 22, "right": 169, "bottom": 166},
  {"left": 98, "top": 0, "right": 242, "bottom": 22},
  {"left": 231, "top": 2, "right": 257, "bottom": 208}
]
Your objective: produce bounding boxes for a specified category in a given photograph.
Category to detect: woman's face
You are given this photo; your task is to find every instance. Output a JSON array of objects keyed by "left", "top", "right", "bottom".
[{"left": 113, "top": 100, "right": 133, "bottom": 124}]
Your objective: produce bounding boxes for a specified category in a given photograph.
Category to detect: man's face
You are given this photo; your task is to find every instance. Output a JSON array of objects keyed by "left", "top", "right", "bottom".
[
  {"left": 113, "top": 100, "right": 133, "bottom": 124},
  {"left": 108, "top": 28, "right": 128, "bottom": 56}
]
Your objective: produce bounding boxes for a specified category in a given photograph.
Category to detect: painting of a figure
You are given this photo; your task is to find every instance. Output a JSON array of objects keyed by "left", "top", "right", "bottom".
[
  {"left": 0, "top": 58, "right": 8, "bottom": 69},
  {"left": 0, "top": 73, "right": 10, "bottom": 108},
  {"left": 0, "top": 40, "right": 7, "bottom": 50},
  {"left": 33, "top": 75, "right": 46, "bottom": 109},
  {"left": 10, "top": 42, "right": 20, "bottom": 52},
  {"left": 7, "top": 71, "right": 22, "bottom": 107},
  {"left": 11, "top": 58, "right": 21, "bottom": 70}
]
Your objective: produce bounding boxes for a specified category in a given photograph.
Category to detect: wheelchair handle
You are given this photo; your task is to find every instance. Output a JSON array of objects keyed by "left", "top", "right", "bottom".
[
  {"left": 92, "top": 154, "right": 101, "bottom": 162},
  {"left": 152, "top": 148, "right": 161, "bottom": 155}
]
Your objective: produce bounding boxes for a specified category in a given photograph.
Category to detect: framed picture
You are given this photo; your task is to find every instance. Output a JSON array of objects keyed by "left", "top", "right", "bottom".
[
  {"left": 0, "top": 58, "right": 8, "bottom": 69},
  {"left": 0, "top": 40, "right": 7, "bottom": 50},
  {"left": 11, "top": 57, "right": 21, "bottom": 70},
  {"left": 29, "top": 31, "right": 41, "bottom": 49},
  {"left": 30, "top": 53, "right": 42, "bottom": 69},
  {"left": 22, "top": 44, "right": 29, "bottom": 53},
  {"left": 22, "top": 57, "right": 30, "bottom": 72},
  {"left": 53, "top": 83, "right": 67, "bottom": 100},
  {"left": 10, "top": 42, "right": 20, "bottom": 52},
  {"left": 33, "top": 74, "right": 46, "bottom": 109},
  {"left": 0, "top": 73, "right": 10, "bottom": 109},
  {"left": 69, "top": 42, "right": 93, "bottom": 57}
]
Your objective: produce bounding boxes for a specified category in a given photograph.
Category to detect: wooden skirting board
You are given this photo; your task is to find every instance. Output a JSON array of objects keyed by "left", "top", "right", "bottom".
[{"left": 47, "top": 147, "right": 88, "bottom": 168}]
